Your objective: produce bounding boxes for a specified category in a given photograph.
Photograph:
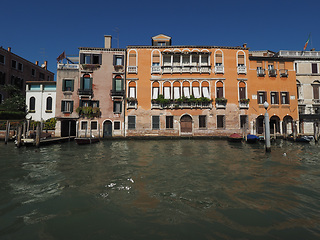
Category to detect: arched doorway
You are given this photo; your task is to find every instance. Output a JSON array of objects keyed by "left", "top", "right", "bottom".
[
  {"left": 256, "top": 115, "right": 264, "bottom": 134},
  {"left": 283, "top": 115, "right": 293, "bottom": 136},
  {"left": 180, "top": 115, "right": 192, "bottom": 133},
  {"left": 103, "top": 120, "right": 112, "bottom": 137},
  {"left": 270, "top": 116, "right": 280, "bottom": 135}
]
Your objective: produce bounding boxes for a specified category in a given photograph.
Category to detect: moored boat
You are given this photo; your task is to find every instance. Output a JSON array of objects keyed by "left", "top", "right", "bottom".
[
  {"left": 246, "top": 134, "right": 260, "bottom": 143},
  {"left": 227, "top": 133, "right": 243, "bottom": 142},
  {"left": 75, "top": 137, "right": 100, "bottom": 145}
]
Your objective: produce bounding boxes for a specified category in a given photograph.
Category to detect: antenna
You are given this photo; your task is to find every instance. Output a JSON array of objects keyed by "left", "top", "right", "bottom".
[
  {"left": 40, "top": 48, "right": 47, "bottom": 62},
  {"left": 113, "top": 27, "right": 120, "bottom": 48}
]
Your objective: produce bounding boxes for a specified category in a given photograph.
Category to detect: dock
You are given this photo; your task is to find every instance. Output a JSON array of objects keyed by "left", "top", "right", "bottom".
[{"left": 17, "top": 136, "right": 75, "bottom": 147}]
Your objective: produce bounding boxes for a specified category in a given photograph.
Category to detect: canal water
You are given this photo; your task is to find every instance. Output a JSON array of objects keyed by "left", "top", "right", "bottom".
[{"left": 1, "top": 139, "right": 320, "bottom": 240}]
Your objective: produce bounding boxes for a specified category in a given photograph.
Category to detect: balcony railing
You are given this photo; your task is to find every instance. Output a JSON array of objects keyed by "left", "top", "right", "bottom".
[
  {"left": 151, "top": 100, "right": 212, "bottom": 109},
  {"left": 151, "top": 66, "right": 161, "bottom": 74},
  {"left": 279, "top": 69, "right": 288, "bottom": 77},
  {"left": 110, "top": 90, "right": 125, "bottom": 97},
  {"left": 257, "top": 68, "right": 265, "bottom": 76},
  {"left": 78, "top": 89, "right": 93, "bottom": 96},
  {"left": 313, "top": 99, "right": 320, "bottom": 104},
  {"left": 268, "top": 69, "right": 277, "bottom": 77},
  {"left": 239, "top": 101, "right": 249, "bottom": 109},
  {"left": 215, "top": 65, "right": 224, "bottom": 74},
  {"left": 298, "top": 99, "right": 304, "bottom": 104},
  {"left": 127, "top": 66, "right": 137, "bottom": 74},
  {"left": 237, "top": 65, "right": 247, "bottom": 74},
  {"left": 57, "top": 63, "right": 79, "bottom": 70},
  {"left": 161, "top": 65, "right": 211, "bottom": 74}
]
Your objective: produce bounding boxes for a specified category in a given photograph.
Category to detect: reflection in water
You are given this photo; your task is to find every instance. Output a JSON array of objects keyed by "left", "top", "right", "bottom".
[{"left": 0, "top": 140, "right": 320, "bottom": 239}]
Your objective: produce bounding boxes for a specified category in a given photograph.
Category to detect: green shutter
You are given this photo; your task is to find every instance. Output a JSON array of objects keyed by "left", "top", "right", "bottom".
[
  {"left": 89, "top": 78, "right": 93, "bottom": 90},
  {"left": 70, "top": 101, "right": 74, "bottom": 112},
  {"left": 71, "top": 80, "right": 74, "bottom": 92},
  {"left": 62, "top": 80, "right": 66, "bottom": 91},
  {"left": 61, "top": 101, "right": 65, "bottom": 112},
  {"left": 80, "top": 77, "right": 83, "bottom": 90}
]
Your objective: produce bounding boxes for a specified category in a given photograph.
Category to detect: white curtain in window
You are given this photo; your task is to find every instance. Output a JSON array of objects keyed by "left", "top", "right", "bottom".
[
  {"left": 193, "top": 87, "right": 200, "bottom": 98},
  {"left": 152, "top": 87, "right": 159, "bottom": 99},
  {"left": 183, "top": 87, "right": 190, "bottom": 98},
  {"left": 174, "top": 87, "right": 180, "bottom": 99},
  {"left": 164, "top": 87, "right": 171, "bottom": 99},
  {"left": 202, "top": 87, "right": 210, "bottom": 98},
  {"left": 129, "top": 87, "right": 136, "bottom": 98}
]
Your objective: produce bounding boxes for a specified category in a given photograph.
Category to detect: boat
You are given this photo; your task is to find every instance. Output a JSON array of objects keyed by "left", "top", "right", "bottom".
[
  {"left": 246, "top": 134, "right": 260, "bottom": 143},
  {"left": 286, "top": 134, "right": 311, "bottom": 143},
  {"left": 75, "top": 137, "right": 100, "bottom": 145},
  {"left": 227, "top": 133, "right": 243, "bottom": 142}
]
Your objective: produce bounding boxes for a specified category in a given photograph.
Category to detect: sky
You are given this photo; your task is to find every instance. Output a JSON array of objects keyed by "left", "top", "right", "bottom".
[{"left": 2, "top": 0, "right": 319, "bottom": 79}]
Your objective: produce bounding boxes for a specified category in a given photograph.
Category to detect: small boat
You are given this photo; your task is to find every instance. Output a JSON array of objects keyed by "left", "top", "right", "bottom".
[
  {"left": 75, "top": 137, "right": 100, "bottom": 145},
  {"left": 228, "top": 133, "right": 243, "bottom": 142},
  {"left": 246, "top": 134, "right": 260, "bottom": 143},
  {"left": 286, "top": 134, "right": 311, "bottom": 143}
]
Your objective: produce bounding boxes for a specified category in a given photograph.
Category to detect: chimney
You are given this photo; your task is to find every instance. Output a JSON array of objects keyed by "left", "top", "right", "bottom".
[
  {"left": 104, "top": 35, "right": 112, "bottom": 48},
  {"left": 243, "top": 43, "right": 247, "bottom": 48},
  {"left": 44, "top": 61, "right": 48, "bottom": 70},
  {"left": 311, "top": 48, "right": 315, "bottom": 51},
  {"left": 36, "top": 61, "right": 39, "bottom": 66},
  {"left": 7, "top": 47, "right": 11, "bottom": 52}
]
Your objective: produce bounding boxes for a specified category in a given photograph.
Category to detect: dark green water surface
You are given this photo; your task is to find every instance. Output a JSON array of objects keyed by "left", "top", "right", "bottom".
[{"left": 1, "top": 139, "right": 320, "bottom": 240}]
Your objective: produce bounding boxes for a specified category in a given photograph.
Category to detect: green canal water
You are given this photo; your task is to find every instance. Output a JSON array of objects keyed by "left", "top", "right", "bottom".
[{"left": 1, "top": 139, "right": 320, "bottom": 240}]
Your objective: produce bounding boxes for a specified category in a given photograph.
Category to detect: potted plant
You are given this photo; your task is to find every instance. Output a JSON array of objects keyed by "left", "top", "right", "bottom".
[
  {"left": 215, "top": 97, "right": 228, "bottom": 104},
  {"left": 240, "top": 98, "right": 250, "bottom": 104}
]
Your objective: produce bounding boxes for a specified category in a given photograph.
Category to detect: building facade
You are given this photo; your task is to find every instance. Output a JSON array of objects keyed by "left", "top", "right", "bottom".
[
  {"left": 55, "top": 36, "right": 126, "bottom": 138},
  {"left": 26, "top": 81, "right": 56, "bottom": 121},
  {"left": 277, "top": 50, "right": 320, "bottom": 135},
  {"left": 125, "top": 34, "right": 250, "bottom": 137},
  {"left": 247, "top": 50, "right": 299, "bottom": 137},
  {"left": 0, "top": 47, "right": 54, "bottom": 104}
]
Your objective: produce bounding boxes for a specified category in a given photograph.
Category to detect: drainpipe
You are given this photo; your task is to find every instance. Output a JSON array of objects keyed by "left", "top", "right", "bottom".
[{"left": 124, "top": 49, "right": 127, "bottom": 137}]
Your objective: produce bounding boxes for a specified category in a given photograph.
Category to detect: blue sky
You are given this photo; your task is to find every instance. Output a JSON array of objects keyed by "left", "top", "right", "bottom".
[{"left": 2, "top": 0, "right": 319, "bottom": 78}]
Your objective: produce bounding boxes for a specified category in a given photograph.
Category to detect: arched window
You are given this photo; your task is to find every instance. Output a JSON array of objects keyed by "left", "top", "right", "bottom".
[
  {"left": 201, "top": 81, "right": 210, "bottom": 98},
  {"left": 192, "top": 81, "right": 200, "bottom": 98},
  {"left": 29, "top": 97, "right": 35, "bottom": 112},
  {"left": 163, "top": 81, "right": 171, "bottom": 99},
  {"left": 113, "top": 75, "right": 123, "bottom": 92},
  {"left": 152, "top": 81, "right": 160, "bottom": 99},
  {"left": 128, "top": 81, "right": 136, "bottom": 98},
  {"left": 81, "top": 74, "right": 92, "bottom": 90},
  {"left": 46, "top": 96, "right": 52, "bottom": 111},
  {"left": 182, "top": 81, "right": 190, "bottom": 98},
  {"left": 173, "top": 81, "right": 181, "bottom": 99},
  {"left": 239, "top": 81, "right": 246, "bottom": 100},
  {"left": 237, "top": 52, "right": 245, "bottom": 67},
  {"left": 128, "top": 50, "right": 137, "bottom": 73},
  {"left": 216, "top": 81, "right": 224, "bottom": 98}
]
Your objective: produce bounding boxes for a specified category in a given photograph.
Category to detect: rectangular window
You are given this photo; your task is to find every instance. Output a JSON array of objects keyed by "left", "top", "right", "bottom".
[
  {"left": 11, "top": 60, "right": 17, "bottom": 69},
  {"left": 39, "top": 72, "right": 45, "bottom": 79},
  {"left": 270, "top": 92, "right": 279, "bottom": 104},
  {"left": 240, "top": 115, "right": 248, "bottom": 129},
  {"left": 217, "top": 115, "right": 225, "bottom": 129},
  {"left": 113, "top": 77, "right": 123, "bottom": 92},
  {"left": 0, "top": 54, "right": 4, "bottom": 64},
  {"left": 313, "top": 85, "right": 320, "bottom": 99},
  {"left": 164, "top": 86, "right": 171, "bottom": 99},
  {"left": 312, "top": 63, "right": 318, "bottom": 74},
  {"left": 32, "top": 68, "right": 36, "bottom": 76},
  {"left": 128, "top": 116, "right": 136, "bottom": 129},
  {"left": 91, "top": 121, "right": 98, "bottom": 130},
  {"left": 81, "top": 121, "right": 88, "bottom": 130},
  {"left": 80, "top": 54, "right": 102, "bottom": 64},
  {"left": 114, "top": 55, "right": 124, "bottom": 66},
  {"left": 129, "top": 87, "right": 136, "bottom": 98},
  {"left": 258, "top": 91, "right": 267, "bottom": 104},
  {"left": 62, "top": 79, "right": 74, "bottom": 91},
  {"left": 113, "top": 101, "right": 122, "bottom": 113},
  {"left": 18, "top": 62, "right": 23, "bottom": 71},
  {"left": 199, "top": 115, "right": 206, "bottom": 128},
  {"left": 166, "top": 116, "right": 173, "bottom": 129},
  {"left": 152, "top": 116, "right": 160, "bottom": 130},
  {"left": 114, "top": 121, "right": 121, "bottom": 130},
  {"left": 61, "top": 100, "right": 74, "bottom": 113},
  {"left": 216, "top": 87, "right": 223, "bottom": 98},
  {"left": 281, "top": 92, "right": 289, "bottom": 104},
  {"left": 152, "top": 87, "right": 159, "bottom": 99}
]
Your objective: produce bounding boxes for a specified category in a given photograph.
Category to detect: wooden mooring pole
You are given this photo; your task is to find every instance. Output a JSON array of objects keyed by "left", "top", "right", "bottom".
[
  {"left": 16, "top": 125, "right": 22, "bottom": 148},
  {"left": 35, "top": 122, "right": 41, "bottom": 147},
  {"left": 4, "top": 121, "right": 10, "bottom": 144}
]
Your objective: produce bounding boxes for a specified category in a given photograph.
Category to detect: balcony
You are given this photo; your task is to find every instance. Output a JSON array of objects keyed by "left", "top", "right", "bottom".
[
  {"left": 215, "top": 65, "right": 224, "bottom": 74},
  {"left": 215, "top": 98, "right": 227, "bottom": 109},
  {"left": 268, "top": 69, "right": 277, "bottom": 77},
  {"left": 151, "top": 66, "right": 161, "bottom": 74},
  {"left": 298, "top": 99, "right": 304, "bottom": 104},
  {"left": 78, "top": 89, "right": 93, "bottom": 96},
  {"left": 151, "top": 98, "right": 213, "bottom": 109},
  {"left": 279, "top": 69, "right": 288, "bottom": 77},
  {"left": 257, "top": 68, "right": 265, "bottom": 76},
  {"left": 160, "top": 65, "right": 211, "bottom": 74},
  {"left": 237, "top": 65, "right": 247, "bottom": 74},
  {"left": 111, "top": 90, "right": 125, "bottom": 97},
  {"left": 127, "top": 66, "right": 137, "bottom": 74},
  {"left": 313, "top": 99, "right": 320, "bottom": 104}
]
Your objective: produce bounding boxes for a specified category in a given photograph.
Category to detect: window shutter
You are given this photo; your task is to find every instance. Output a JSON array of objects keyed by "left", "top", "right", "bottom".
[
  {"left": 314, "top": 86, "right": 319, "bottom": 99},
  {"left": 129, "top": 53, "right": 136, "bottom": 66},
  {"left": 70, "top": 101, "right": 74, "bottom": 112},
  {"left": 257, "top": 61, "right": 263, "bottom": 68},
  {"left": 61, "top": 101, "right": 65, "bottom": 112},
  {"left": 89, "top": 78, "right": 93, "bottom": 90},
  {"left": 99, "top": 55, "right": 102, "bottom": 65},
  {"left": 113, "top": 55, "right": 116, "bottom": 65},
  {"left": 279, "top": 62, "right": 285, "bottom": 69},
  {"left": 238, "top": 54, "right": 245, "bottom": 65},
  {"left": 80, "top": 77, "right": 84, "bottom": 90},
  {"left": 62, "top": 80, "right": 66, "bottom": 91},
  {"left": 216, "top": 54, "right": 222, "bottom": 64},
  {"left": 71, "top": 80, "right": 74, "bottom": 92}
]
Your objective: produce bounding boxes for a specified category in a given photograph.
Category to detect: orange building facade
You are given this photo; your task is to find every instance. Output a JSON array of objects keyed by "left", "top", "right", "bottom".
[
  {"left": 247, "top": 51, "right": 298, "bottom": 137},
  {"left": 125, "top": 34, "right": 253, "bottom": 137}
]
